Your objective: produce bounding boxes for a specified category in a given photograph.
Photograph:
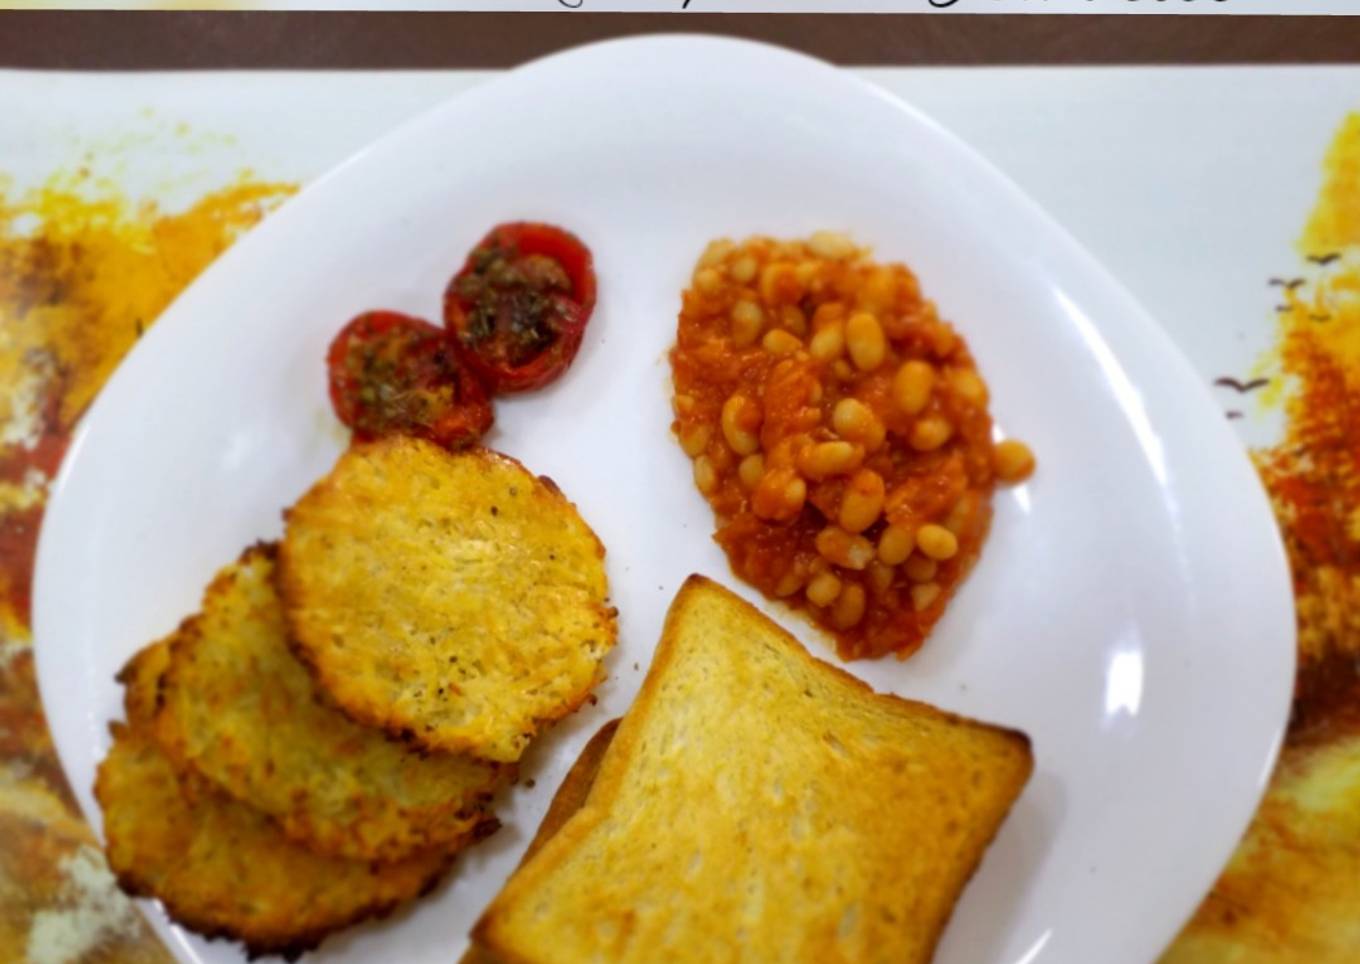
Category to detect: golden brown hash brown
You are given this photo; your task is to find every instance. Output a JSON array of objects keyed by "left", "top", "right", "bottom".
[
  {"left": 279, "top": 438, "right": 616, "bottom": 763},
  {"left": 97, "top": 722, "right": 474, "bottom": 961},
  {"left": 154, "top": 543, "right": 502, "bottom": 861},
  {"left": 115, "top": 635, "right": 173, "bottom": 726}
]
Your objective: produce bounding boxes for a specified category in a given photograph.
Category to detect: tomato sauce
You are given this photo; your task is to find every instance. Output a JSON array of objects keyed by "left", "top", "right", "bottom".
[{"left": 670, "top": 233, "right": 1033, "bottom": 661}]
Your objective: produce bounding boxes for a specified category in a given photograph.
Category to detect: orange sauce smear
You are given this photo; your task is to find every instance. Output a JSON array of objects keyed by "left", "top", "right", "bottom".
[{"left": 670, "top": 233, "right": 1032, "bottom": 661}]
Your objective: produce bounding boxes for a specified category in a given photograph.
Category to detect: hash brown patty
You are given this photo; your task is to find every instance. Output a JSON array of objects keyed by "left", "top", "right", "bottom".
[
  {"left": 101, "top": 641, "right": 489, "bottom": 959},
  {"left": 154, "top": 544, "right": 502, "bottom": 861},
  {"left": 279, "top": 439, "right": 616, "bottom": 762}
]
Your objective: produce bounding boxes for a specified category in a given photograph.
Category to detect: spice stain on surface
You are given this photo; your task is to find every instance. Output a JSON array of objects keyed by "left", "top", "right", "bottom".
[
  {"left": 1163, "top": 113, "right": 1360, "bottom": 963},
  {"left": 0, "top": 168, "right": 293, "bottom": 962}
]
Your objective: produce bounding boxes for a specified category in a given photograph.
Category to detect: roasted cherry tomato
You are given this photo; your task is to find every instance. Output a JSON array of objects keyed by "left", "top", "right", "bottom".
[
  {"left": 443, "top": 222, "right": 597, "bottom": 394},
  {"left": 326, "top": 310, "right": 493, "bottom": 449}
]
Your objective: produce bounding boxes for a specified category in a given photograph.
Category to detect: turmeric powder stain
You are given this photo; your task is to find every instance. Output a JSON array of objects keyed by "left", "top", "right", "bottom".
[
  {"left": 1163, "top": 115, "right": 1360, "bottom": 963},
  {"left": 1255, "top": 112, "right": 1360, "bottom": 680},
  {"left": 0, "top": 170, "right": 294, "bottom": 963},
  {"left": 0, "top": 175, "right": 293, "bottom": 443},
  {"left": 0, "top": 174, "right": 294, "bottom": 630},
  {"left": 1301, "top": 114, "right": 1360, "bottom": 260}
]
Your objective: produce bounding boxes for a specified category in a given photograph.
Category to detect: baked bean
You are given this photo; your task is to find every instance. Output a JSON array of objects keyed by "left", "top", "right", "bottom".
[
  {"left": 910, "top": 416, "right": 953, "bottom": 452},
  {"left": 845, "top": 312, "right": 887, "bottom": 372},
  {"left": 797, "top": 441, "right": 863, "bottom": 480},
  {"left": 811, "top": 302, "right": 846, "bottom": 329},
  {"left": 832, "top": 398, "right": 879, "bottom": 443},
  {"left": 774, "top": 568, "right": 806, "bottom": 598},
  {"left": 694, "top": 267, "right": 723, "bottom": 295},
  {"left": 760, "top": 263, "right": 803, "bottom": 306},
  {"left": 833, "top": 406, "right": 884, "bottom": 453},
  {"left": 876, "top": 524, "right": 914, "bottom": 566},
  {"left": 815, "top": 526, "right": 875, "bottom": 571},
  {"left": 893, "top": 360, "right": 935, "bottom": 416},
  {"left": 910, "top": 582, "right": 942, "bottom": 612},
  {"left": 808, "top": 230, "right": 857, "bottom": 260},
  {"left": 928, "top": 324, "right": 958, "bottom": 359},
  {"left": 866, "top": 561, "right": 896, "bottom": 595},
  {"left": 944, "top": 493, "right": 977, "bottom": 536},
  {"left": 866, "top": 422, "right": 887, "bottom": 452},
  {"left": 950, "top": 367, "right": 988, "bottom": 406},
  {"left": 916, "top": 524, "right": 959, "bottom": 561},
  {"left": 806, "top": 571, "right": 843, "bottom": 608},
  {"left": 693, "top": 455, "right": 717, "bottom": 495},
  {"left": 699, "top": 239, "right": 735, "bottom": 267},
  {"left": 857, "top": 268, "right": 897, "bottom": 313},
  {"left": 679, "top": 424, "right": 711, "bottom": 458},
  {"left": 730, "top": 254, "right": 758, "bottom": 283},
  {"left": 721, "top": 395, "right": 762, "bottom": 456},
  {"left": 839, "top": 469, "right": 886, "bottom": 533},
  {"left": 832, "top": 583, "right": 867, "bottom": 629},
  {"left": 753, "top": 467, "right": 806, "bottom": 522},
  {"left": 730, "top": 300, "right": 765, "bottom": 347},
  {"left": 993, "top": 439, "right": 1036, "bottom": 482},
  {"left": 809, "top": 321, "right": 846, "bottom": 363},
  {"left": 737, "top": 453, "right": 765, "bottom": 491},
  {"left": 762, "top": 329, "right": 804, "bottom": 356}
]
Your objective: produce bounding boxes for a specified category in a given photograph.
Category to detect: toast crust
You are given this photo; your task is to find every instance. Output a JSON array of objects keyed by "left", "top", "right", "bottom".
[
  {"left": 475, "top": 576, "right": 1033, "bottom": 964},
  {"left": 460, "top": 719, "right": 621, "bottom": 964}
]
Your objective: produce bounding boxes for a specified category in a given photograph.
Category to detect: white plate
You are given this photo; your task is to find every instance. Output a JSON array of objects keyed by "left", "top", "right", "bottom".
[{"left": 34, "top": 36, "right": 1293, "bottom": 964}]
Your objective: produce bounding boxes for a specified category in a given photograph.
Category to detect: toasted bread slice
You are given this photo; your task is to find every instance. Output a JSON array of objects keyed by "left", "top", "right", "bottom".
[
  {"left": 279, "top": 438, "right": 616, "bottom": 762},
  {"left": 154, "top": 543, "right": 502, "bottom": 861},
  {"left": 475, "top": 576, "right": 1033, "bottom": 964},
  {"left": 461, "top": 719, "right": 620, "bottom": 964}
]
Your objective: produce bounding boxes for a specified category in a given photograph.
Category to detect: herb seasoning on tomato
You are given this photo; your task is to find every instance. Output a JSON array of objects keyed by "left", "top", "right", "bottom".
[
  {"left": 443, "top": 222, "right": 596, "bottom": 393},
  {"left": 327, "top": 310, "right": 493, "bottom": 449}
]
